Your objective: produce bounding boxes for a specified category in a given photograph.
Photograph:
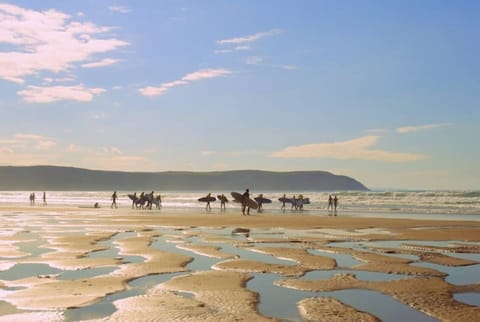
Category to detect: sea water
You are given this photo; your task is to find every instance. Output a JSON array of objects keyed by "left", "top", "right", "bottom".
[{"left": 1, "top": 190, "right": 479, "bottom": 219}]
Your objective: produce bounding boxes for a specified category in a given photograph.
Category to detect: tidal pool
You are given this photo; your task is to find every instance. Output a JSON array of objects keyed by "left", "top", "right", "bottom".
[
  {"left": 453, "top": 292, "right": 480, "bottom": 307},
  {"left": 247, "top": 273, "right": 438, "bottom": 322}
]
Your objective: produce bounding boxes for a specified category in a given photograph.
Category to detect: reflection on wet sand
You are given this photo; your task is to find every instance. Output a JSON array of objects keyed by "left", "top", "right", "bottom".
[{"left": 0, "top": 207, "right": 478, "bottom": 321}]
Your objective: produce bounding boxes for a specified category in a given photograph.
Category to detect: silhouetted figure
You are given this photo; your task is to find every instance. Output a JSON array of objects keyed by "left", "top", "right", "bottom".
[
  {"left": 291, "top": 195, "right": 296, "bottom": 211},
  {"left": 298, "top": 194, "right": 304, "bottom": 211},
  {"left": 257, "top": 194, "right": 264, "bottom": 213},
  {"left": 281, "top": 193, "right": 286, "bottom": 211},
  {"left": 328, "top": 195, "right": 333, "bottom": 210},
  {"left": 131, "top": 192, "right": 137, "bottom": 209},
  {"left": 220, "top": 193, "right": 227, "bottom": 211},
  {"left": 111, "top": 190, "right": 118, "bottom": 208},
  {"left": 333, "top": 195, "right": 338, "bottom": 211},
  {"left": 29, "top": 193, "right": 35, "bottom": 206},
  {"left": 242, "top": 189, "right": 250, "bottom": 215},
  {"left": 205, "top": 193, "right": 212, "bottom": 211},
  {"left": 42, "top": 192, "right": 47, "bottom": 206}
]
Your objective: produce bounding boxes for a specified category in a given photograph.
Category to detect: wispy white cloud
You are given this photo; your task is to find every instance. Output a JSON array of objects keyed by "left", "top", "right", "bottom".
[
  {"left": 201, "top": 150, "right": 215, "bottom": 156},
  {"left": 217, "top": 29, "right": 281, "bottom": 45},
  {"left": 81, "top": 58, "right": 122, "bottom": 68},
  {"left": 271, "top": 136, "right": 426, "bottom": 162},
  {"left": 42, "top": 76, "right": 76, "bottom": 85},
  {"left": 18, "top": 85, "right": 106, "bottom": 103},
  {"left": 396, "top": 123, "right": 452, "bottom": 134},
  {"left": 139, "top": 68, "right": 232, "bottom": 97},
  {"left": 0, "top": 3, "right": 128, "bottom": 84},
  {"left": 278, "top": 64, "right": 297, "bottom": 70},
  {"left": 245, "top": 56, "right": 264, "bottom": 65},
  {"left": 215, "top": 29, "right": 280, "bottom": 54},
  {"left": 0, "top": 133, "right": 56, "bottom": 152},
  {"left": 108, "top": 6, "right": 131, "bottom": 14}
]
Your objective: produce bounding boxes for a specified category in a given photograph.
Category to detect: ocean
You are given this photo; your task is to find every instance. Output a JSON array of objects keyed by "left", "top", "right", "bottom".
[{"left": 1, "top": 190, "right": 479, "bottom": 220}]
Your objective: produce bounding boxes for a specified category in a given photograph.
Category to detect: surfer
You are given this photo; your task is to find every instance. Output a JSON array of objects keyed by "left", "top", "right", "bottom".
[
  {"left": 291, "top": 195, "right": 297, "bottom": 211},
  {"left": 281, "top": 194, "right": 286, "bottom": 211},
  {"left": 220, "top": 193, "right": 226, "bottom": 211},
  {"left": 298, "top": 194, "right": 304, "bottom": 211},
  {"left": 334, "top": 195, "right": 338, "bottom": 211},
  {"left": 42, "top": 192, "right": 47, "bottom": 206},
  {"left": 111, "top": 190, "right": 118, "bottom": 209},
  {"left": 257, "top": 193, "right": 264, "bottom": 213},
  {"left": 241, "top": 189, "right": 250, "bottom": 215},
  {"left": 328, "top": 195, "right": 333, "bottom": 210},
  {"left": 205, "top": 193, "right": 212, "bottom": 211}
]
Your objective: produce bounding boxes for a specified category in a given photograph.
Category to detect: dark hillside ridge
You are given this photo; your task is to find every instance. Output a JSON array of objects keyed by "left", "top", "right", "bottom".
[{"left": 0, "top": 166, "right": 368, "bottom": 191}]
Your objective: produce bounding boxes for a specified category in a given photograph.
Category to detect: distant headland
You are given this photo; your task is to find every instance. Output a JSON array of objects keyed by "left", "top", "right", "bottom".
[{"left": 0, "top": 166, "right": 368, "bottom": 191}]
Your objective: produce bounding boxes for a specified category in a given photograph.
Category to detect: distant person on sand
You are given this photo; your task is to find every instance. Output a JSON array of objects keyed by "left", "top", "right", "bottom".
[
  {"left": 242, "top": 189, "right": 250, "bottom": 216},
  {"left": 328, "top": 195, "right": 333, "bottom": 210},
  {"left": 291, "top": 195, "right": 296, "bottom": 211},
  {"left": 111, "top": 190, "right": 118, "bottom": 208},
  {"left": 220, "top": 193, "right": 226, "bottom": 211},
  {"left": 43, "top": 192, "right": 47, "bottom": 206},
  {"left": 334, "top": 195, "right": 338, "bottom": 211},
  {"left": 205, "top": 193, "right": 212, "bottom": 211},
  {"left": 29, "top": 192, "right": 35, "bottom": 206}
]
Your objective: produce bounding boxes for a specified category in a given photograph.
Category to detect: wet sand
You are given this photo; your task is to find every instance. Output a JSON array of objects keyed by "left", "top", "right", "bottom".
[{"left": 0, "top": 205, "right": 479, "bottom": 321}]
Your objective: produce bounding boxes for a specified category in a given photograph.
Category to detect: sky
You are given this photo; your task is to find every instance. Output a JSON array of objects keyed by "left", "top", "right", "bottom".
[{"left": 0, "top": 1, "right": 479, "bottom": 190}]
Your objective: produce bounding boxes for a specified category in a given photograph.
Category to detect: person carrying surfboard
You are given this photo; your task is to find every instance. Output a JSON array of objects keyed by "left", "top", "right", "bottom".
[
  {"left": 205, "top": 193, "right": 212, "bottom": 211},
  {"left": 257, "top": 193, "right": 264, "bottom": 213},
  {"left": 280, "top": 194, "right": 286, "bottom": 211},
  {"left": 241, "top": 189, "right": 250, "bottom": 215}
]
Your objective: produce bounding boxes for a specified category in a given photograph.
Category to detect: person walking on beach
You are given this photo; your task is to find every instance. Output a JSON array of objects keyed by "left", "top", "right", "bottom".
[
  {"left": 220, "top": 193, "right": 227, "bottom": 211},
  {"left": 42, "top": 192, "right": 47, "bottom": 206},
  {"left": 241, "top": 189, "right": 250, "bottom": 215},
  {"left": 328, "top": 195, "right": 333, "bottom": 210},
  {"left": 298, "top": 194, "right": 304, "bottom": 212},
  {"left": 205, "top": 193, "right": 212, "bottom": 211},
  {"left": 333, "top": 195, "right": 338, "bottom": 212},
  {"left": 281, "top": 193, "right": 286, "bottom": 211},
  {"left": 29, "top": 192, "right": 35, "bottom": 206},
  {"left": 111, "top": 190, "right": 118, "bottom": 209},
  {"left": 257, "top": 194, "right": 264, "bottom": 213},
  {"left": 291, "top": 195, "right": 297, "bottom": 211}
]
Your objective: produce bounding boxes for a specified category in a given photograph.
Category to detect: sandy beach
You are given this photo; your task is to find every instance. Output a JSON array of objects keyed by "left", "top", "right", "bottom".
[{"left": 0, "top": 205, "right": 479, "bottom": 321}]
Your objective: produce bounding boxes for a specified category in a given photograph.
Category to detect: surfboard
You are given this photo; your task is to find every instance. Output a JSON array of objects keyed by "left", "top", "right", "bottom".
[
  {"left": 278, "top": 197, "right": 293, "bottom": 203},
  {"left": 231, "top": 192, "right": 258, "bottom": 209},
  {"left": 198, "top": 196, "right": 216, "bottom": 202},
  {"left": 217, "top": 195, "right": 229, "bottom": 202},
  {"left": 254, "top": 197, "right": 272, "bottom": 204}
]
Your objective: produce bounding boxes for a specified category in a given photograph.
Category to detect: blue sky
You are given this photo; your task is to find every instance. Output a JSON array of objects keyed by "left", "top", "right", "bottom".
[{"left": 0, "top": 1, "right": 478, "bottom": 190}]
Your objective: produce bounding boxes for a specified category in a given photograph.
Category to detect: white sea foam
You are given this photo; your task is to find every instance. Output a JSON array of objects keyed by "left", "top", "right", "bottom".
[{"left": 0, "top": 190, "right": 479, "bottom": 216}]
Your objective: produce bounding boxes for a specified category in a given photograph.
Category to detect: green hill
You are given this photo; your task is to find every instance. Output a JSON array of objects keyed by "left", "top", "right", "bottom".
[{"left": 0, "top": 166, "right": 368, "bottom": 191}]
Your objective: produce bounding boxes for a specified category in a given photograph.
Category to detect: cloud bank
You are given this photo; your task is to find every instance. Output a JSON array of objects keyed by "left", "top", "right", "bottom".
[{"left": 271, "top": 136, "right": 426, "bottom": 162}]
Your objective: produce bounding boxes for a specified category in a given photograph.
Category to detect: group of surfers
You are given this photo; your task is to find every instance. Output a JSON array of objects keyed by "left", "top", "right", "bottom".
[
  {"left": 117, "top": 191, "right": 162, "bottom": 210},
  {"left": 202, "top": 189, "right": 315, "bottom": 215},
  {"left": 111, "top": 190, "right": 339, "bottom": 214}
]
